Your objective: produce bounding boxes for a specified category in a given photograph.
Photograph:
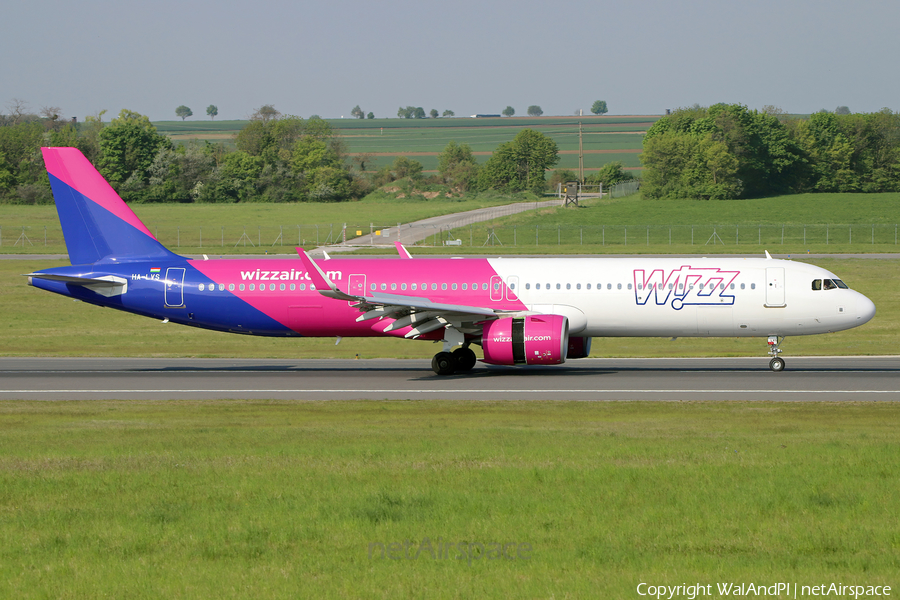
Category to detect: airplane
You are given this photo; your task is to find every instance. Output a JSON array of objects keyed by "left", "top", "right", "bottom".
[{"left": 27, "top": 147, "right": 876, "bottom": 375}]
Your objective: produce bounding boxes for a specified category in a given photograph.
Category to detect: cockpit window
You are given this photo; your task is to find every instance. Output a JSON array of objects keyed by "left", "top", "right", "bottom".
[
  {"left": 834, "top": 279, "right": 848, "bottom": 289},
  {"left": 812, "top": 279, "right": 822, "bottom": 291},
  {"left": 823, "top": 279, "right": 837, "bottom": 290}
]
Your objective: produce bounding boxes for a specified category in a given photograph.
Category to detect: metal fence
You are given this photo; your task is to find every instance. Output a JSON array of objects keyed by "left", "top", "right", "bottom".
[{"left": 2, "top": 222, "right": 899, "bottom": 250}]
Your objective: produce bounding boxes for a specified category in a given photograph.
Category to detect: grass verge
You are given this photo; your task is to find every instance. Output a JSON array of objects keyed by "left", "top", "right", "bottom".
[{"left": 0, "top": 400, "right": 896, "bottom": 598}]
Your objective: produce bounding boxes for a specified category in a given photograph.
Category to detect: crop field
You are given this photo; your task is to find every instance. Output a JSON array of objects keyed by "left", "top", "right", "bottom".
[{"left": 155, "top": 115, "right": 655, "bottom": 173}]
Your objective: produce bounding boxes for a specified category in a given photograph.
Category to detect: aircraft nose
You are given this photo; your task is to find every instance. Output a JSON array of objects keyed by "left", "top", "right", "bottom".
[{"left": 856, "top": 294, "right": 876, "bottom": 325}]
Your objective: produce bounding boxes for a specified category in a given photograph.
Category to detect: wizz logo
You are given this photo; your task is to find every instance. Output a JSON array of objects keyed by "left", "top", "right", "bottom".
[{"left": 633, "top": 267, "right": 740, "bottom": 310}]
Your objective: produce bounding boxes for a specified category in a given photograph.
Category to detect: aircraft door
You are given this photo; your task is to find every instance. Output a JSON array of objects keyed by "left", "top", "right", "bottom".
[
  {"left": 165, "top": 267, "right": 186, "bottom": 307},
  {"left": 765, "top": 267, "right": 785, "bottom": 307}
]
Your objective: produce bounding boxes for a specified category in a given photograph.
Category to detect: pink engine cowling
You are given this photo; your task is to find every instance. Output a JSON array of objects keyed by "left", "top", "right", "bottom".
[{"left": 481, "top": 315, "right": 569, "bottom": 366}]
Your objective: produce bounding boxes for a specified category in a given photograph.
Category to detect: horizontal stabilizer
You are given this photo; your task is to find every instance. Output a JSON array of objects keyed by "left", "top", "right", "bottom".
[{"left": 26, "top": 273, "right": 128, "bottom": 297}]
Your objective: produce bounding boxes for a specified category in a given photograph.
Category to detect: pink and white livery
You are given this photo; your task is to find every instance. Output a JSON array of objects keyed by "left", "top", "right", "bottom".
[{"left": 29, "top": 147, "right": 876, "bottom": 374}]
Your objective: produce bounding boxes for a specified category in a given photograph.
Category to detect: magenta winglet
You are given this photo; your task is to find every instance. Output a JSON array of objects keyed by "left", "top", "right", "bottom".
[
  {"left": 295, "top": 248, "right": 333, "bottom": 290},
  {"left": 42, "top": 147, "right": 156, "bottom": 239}
]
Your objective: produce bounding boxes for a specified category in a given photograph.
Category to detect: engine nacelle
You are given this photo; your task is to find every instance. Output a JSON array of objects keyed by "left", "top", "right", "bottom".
[
  {"left": 481, "top": 315, "right": 569, "bottom": 366},
  {"left": 567, "top": 336, "right": 592, "bottom": 359}
]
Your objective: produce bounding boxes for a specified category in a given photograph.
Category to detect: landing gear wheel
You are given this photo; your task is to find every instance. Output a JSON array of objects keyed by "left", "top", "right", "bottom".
[
  {"left": 432, "top": 352, "right": 457, "bottom": 376},
  {"left": 452, "top": 347, "right": 477, "bottom": 372},
  {"left": 769, "top": 357, "right": 785, "bottom": 372}
]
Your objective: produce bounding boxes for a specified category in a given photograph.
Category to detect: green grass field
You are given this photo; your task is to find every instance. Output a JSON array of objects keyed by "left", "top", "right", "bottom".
[
  {"left": 3, "top": 191, "right": 900, "bottom": 256},
  {"left": 0, "top": 400, "right": 897, "bottom": 598}
]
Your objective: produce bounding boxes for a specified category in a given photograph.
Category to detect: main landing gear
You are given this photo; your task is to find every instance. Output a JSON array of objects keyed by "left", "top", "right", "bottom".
[
  {"left": 767, "top": 335, "right": 785, "bottom": 372},
  {"left": 432, "top": 346, "right": 477, "bottom": 376}
]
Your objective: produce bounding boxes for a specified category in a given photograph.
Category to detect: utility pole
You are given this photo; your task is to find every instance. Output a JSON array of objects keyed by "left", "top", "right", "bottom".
[{"left": 578, "top": 121, "right": 584, "bottom": 184}]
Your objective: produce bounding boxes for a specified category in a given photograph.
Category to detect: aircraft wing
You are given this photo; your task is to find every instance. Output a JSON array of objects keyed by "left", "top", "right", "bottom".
[{"left": 296, "top": 248, "right": 501, "bottom": 337}]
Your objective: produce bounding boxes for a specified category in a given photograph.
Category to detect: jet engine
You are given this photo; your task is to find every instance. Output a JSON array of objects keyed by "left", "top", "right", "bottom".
[
  {"left": 481, "top": 315, "right": 569, "bottom": 366},
  {"left": 567, "top": 336, "right": 592, "bottom": 359}
]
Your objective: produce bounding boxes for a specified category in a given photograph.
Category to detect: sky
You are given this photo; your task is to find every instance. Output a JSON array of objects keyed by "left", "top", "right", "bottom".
[{"left": 4, "top": 0, "right": 898, "bottom": 122}]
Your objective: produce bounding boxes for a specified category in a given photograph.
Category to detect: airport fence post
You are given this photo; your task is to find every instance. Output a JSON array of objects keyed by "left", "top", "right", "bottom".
[
  {"left": 580, "top": 227, "right": 583, "bottom": 245},
  {"left": 44, "top": 225, "right": 47, "bottom": 246},
  {"left": 470, "top": 224, "right": 473, "bottom": 246},
  {"left": 646, "top": 226, "right": 649, "bottom": 246},
  {"left": 200, "top": 226, "right": 202, "bottom": 248},
  {"left": 514, "top": 225, "right": 517, "bottom": 246},
  {"left": 258, "top": 226, "right": 261, "bottom": 247},
  {"left": 558, "top": 224, "right": 560, "bottom": 245},
  {"left": 625, "top": 227, "right": 627, "bottom": 246},
  {"left": 872, "top": 224, "right": 875, "bottom": 244},
  {"left": 803, "top": 225, "right": 805, "bottom": 245},
  {"left": 316, "top": 225, "right": 319, "bottom": 246},
  {"left": 758, "top": 227, "right": 760, "bottom": 245},
  {"left": 692, "top": 227, "right": 694, "bottom": 245},
  {"left": 850, "top": 225, "right": 852, "bottom": 245},
  {"left": 602, "top": 226, "right": 605, "bottom": 246},
  {"left": 781, "top": 225, "right": 784, "bottom": 245},
  {"left": 670, "top": 228, "right": 672, "bottom": 245},
  {"left": 535, "top": 224, "right": 539, "bottom": 246},
  {"left": 736, "top": 225, "right": 739, "bottom": 245}
]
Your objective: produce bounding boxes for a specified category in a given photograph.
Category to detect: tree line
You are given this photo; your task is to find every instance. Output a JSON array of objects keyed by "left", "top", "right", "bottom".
[
  {"left": 640, "top": 104, "right": 900, "bottom": 199},
  {"left": 1, "top": 105, "right": 620, "bottom": 204}
]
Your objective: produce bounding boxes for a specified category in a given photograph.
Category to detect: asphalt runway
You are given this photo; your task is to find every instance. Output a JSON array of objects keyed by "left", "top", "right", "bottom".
[{"left": 1, "top": 356, "right": 898, "bottom": 401}]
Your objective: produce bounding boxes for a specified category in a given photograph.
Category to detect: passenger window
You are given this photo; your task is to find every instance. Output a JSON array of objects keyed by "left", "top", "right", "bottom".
[
  {"left": 442, "top": 283, "right": 448, "bottom": 291},
  {"left": 279, "top": 284, "right": 285, "bottom": 291},
  {"left": 381, "top": 283, "right": 387, "bottom": 291},
  {"left": 587, "top": 283, "right": 592, "bottom": 290},
  {"left": 411, "top": 283, "right": 417, "bottom": 291},
  {"left": 432, "top": 283, "right": 438, "bottom": 291},
  {"left": 300, "top": 284, "right": 306, "bottom": 291},
  {"left": 482, "top": 283, "right": 488, "bottom": 291},
  {"left": 638, "top": 284, "right": 643, "bottom": 291},
  {"left": 556, "top": 283, "right": 561, "bottom": 290},
  {"left": 536, "top": 283, "right": 541, "bottom": 290},
  {"left": 617, "top": 283, "right": 622, "bottom": 290},
  {"left": 525, "top": 283, "right": 530, "bottom": 290},
  {"left": 751, "top": 283, "right": 756, "bottom": 290},
  {"left": 812, "top": 279, "right": 822, "bottom": 291},
  {"left": 290, "top": 284, "right": 295, "bottom": 291},
  {"left": 576, "top": 283, "right": 581, "bottom": 290},
  {"left": 199, "top": 284, "right": 205, "bottom": 291},
  {"left": 249, "top": 284, "right": 256, "bottom": 291},
  {"left": 729, "top": 284, "right": 734, "bottom": 290},
  {"left": 391, "top": 283, "right": 397, "bottom": 291},
  {"left": 239, "top": 284, "right": 245, "bottom": 291},
  {"left": 668, "top": 284, "right": 674, "bottom": 290},
  {"left": 740, "top": 283, "right": 745, "bottom": 290},
  {"left": 370, "top": 283, "right": 376, "bottom": 291},
  {"left": 452, "top": 283, "right": 458, "bottom": 290},
  {"left": 509, "top": 283, "right": 514, "bottom": 290},
  {"left": 462, "top": 283, "right": 467, "bottom": 290},
  {"left": 607, "top": 283, "right": 612, "bottom": 290},
  {"left": 627, "top": 284, "right": 633, "bottom": 290},
  {"left": 401, "top": 283, "right": 407, "bottom": 291},
  {"left": 269, "top": 284, "right": 275, "bottom": 291},
  {"left": 228, "top": 284, "right": 235, "bottom": 291}
]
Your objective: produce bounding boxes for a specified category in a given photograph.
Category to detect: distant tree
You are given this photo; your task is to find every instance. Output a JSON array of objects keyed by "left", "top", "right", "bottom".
[
  {"left": 430, "top": 109, "right": 439, "bottom": 119},
  {"left": 206, "top": 105, "right": 218, "bottom": 120},
  {"left": 437, "top": 140, "right": 479, "bottom": 191},
  {"left": 175, "top": 105, "right": 193, "bottom": 120},
  {"left": 591, "top": 100, "right": 608, "bottom": 115},
  {"left": 252, "top": 104, "right": 281, "bottom": 122},
  {"left": 442, "top": 110, "right": 455, "bottom": 117},
  {"left": 391, "top": 156, "right": 423, "bottom": 180},
  {"left": 351, "top": 105, "right": 364, "bottom": 119},
  {"left": 835, "top": 106, "right": 851, "bottom": 115},
  {"left": 478, "top": 128, "right": 558, "bottom": 192},
  {"left": 414, "top": 107, "right": 426, "bottom": 119},
  {"left": 97, "top": 109, "right": 172, "bottom": 197},
  {"left": 502, "top": 106, "right": 515, "bottom": 117},
  {"left": 397, "top": 106, "right": 416, "bottom": 119},
  {"left": 527, "top": 105, "right": 543, "bottom": 117},
  {"left": 367, "top": 112, "right": 375, "bottom": 119}
]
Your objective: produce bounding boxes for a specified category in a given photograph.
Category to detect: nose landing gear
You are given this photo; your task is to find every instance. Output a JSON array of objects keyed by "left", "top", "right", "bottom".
[{"left": 767, "top": 335, "right": 785, "bottom": 372}]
